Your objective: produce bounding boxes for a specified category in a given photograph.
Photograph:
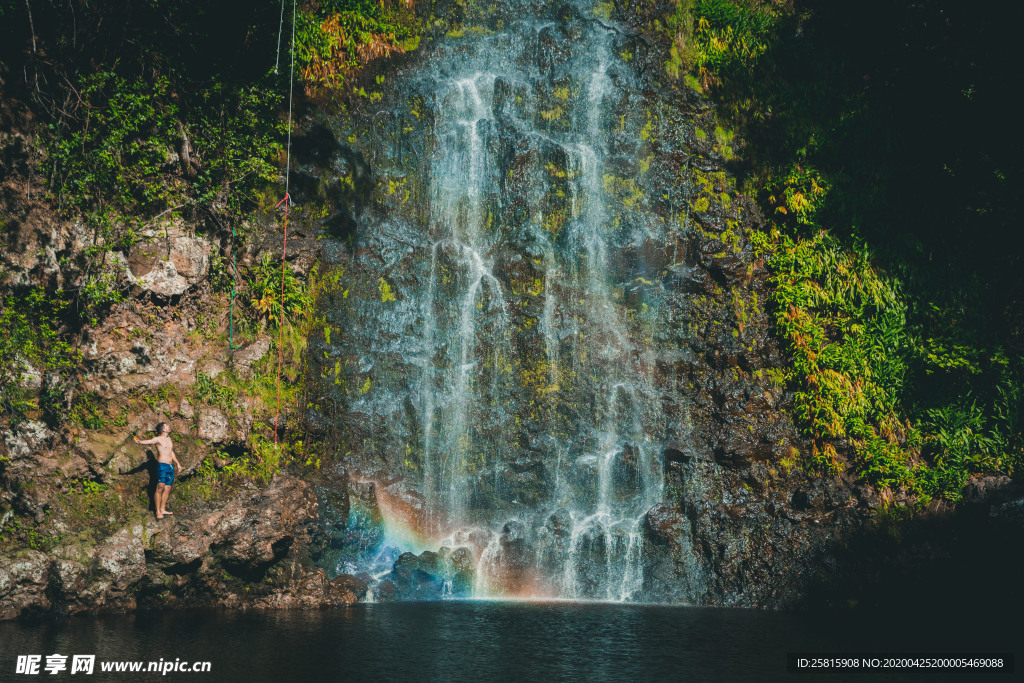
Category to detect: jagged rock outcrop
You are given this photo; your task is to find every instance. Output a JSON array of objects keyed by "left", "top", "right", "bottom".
[
  {"left": 0, "top": 475, "right": 365, "bottom": 619},
  {"left": 126, "top": 220, "right": 211, "bottom": 299}
]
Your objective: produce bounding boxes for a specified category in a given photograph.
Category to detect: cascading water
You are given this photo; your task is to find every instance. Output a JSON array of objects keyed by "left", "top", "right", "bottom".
[{"left": 313, "top": 0, "right": 681, "bottom": 602}]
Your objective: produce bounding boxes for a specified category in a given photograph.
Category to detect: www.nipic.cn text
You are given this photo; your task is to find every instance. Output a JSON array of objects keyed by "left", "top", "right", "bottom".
[{"left": 15, "top": 654, "right": 212, "bottom": 675}]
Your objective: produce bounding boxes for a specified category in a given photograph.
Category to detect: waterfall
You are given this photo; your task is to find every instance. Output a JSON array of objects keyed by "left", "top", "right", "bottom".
[{"left": 322, "top": 0, "right": 672, "bottom": 602}]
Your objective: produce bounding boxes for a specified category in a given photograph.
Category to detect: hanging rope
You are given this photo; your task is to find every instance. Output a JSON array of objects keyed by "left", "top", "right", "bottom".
[
  {"left": 227, "top": 223, "right": 242, "bottom": 350},
  {"left": 232, "top": 0, "right": 288, "bottom": 348},
  {"left": 274, "top": 0, "right": 297, "bottom": 444},
  {"left": 274, "top": 0, "right": 286, "bottom": 74},
  {"left": 273, "top": 193, "right": 290, "bottom": 443}
]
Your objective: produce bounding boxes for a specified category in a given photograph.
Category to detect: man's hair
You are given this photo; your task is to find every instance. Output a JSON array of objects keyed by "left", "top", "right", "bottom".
[{"left": 155, "top": 422, "right": 169, "bottom": 435}]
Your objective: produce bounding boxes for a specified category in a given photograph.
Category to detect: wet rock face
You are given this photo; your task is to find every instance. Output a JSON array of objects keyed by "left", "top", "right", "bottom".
[
  {"left": 296, "top": 0, "right": 877, "bottom": 605},
  {"left": 309, "top": 0, "right": 682, "bottom": 601}
]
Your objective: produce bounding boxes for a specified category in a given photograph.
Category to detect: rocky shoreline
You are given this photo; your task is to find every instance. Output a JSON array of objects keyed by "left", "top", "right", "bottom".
[{"left": 1, "top": 475, "right": 366, "bottom": 620}]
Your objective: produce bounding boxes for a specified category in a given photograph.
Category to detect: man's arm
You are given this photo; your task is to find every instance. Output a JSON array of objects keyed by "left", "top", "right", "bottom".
[
  {"left": 171, "top": 453, "right": 182, "bottom": 471},
  {"left": 134, "top": 436, "right": 158, "bottom": 445}
]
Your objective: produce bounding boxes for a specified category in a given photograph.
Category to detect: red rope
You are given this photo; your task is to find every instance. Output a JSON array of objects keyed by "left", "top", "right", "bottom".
[
  {"left": 273, "top": 0, "right": 295, "bottom": 447},
  {"left": 273, "top": 193, "right": 290, "bottom": 444}
]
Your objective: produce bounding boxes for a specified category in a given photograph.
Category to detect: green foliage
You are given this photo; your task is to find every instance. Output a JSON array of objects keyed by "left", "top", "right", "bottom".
[
  {"left": 687, "top": 0, "right": 1024, "bottom": 500},
  {"left": 767, "top": 230, "right": 917, "bottom": 484},
  {"left": 43, "top": 70, "right": 284, "bottom": 223},
  {"left": 247, "top": 254, "right": 311, "bottom": 326},
  {"left": 0, "top": 0, "right": 417, "bottom": 437},
  {"left": 916, "top": 402, "right": 989, "bottom": 501},
  {"left": 379, "top": 277, "right": 396, "bottom": 303},
  {"left": 54, "top": 478, "right": 130, "bottom": 540},
  {"left": 0, "top": 515, "right": 59, "bottom": 552},
  {"left": 684, "top": 0, "right": 780, "bottom": 89},
  {"left": 185, "top": 82, "right": 285, "bottom": 213},
  {"left": 140, "top": 384, "right": 176, "bottom": 410},
  {"left": 23, "top": 8, "right": 284, "bottom": 325},
  {"left": 45, "top": 73, "right": 181, "bottom": 211},
  {"left": 209, "top": 252, "right": 235, "bottom": 294},
  {"left": 664, "top": 0, "right": 695, "bottom": 79},
  {"left": 992, "top": 377, "right": 1024, "bottom": 474},
  {"left": 177, "top": 434, "right": 311, "bottom": 506},
  {"left": 71, "top": 392, "right": 108, "bottom": 430},
  {"left": 1, "top": 478, "right": 126, "bottom": 552},
  {"left": 194, "top": 372, "right": 238, "bottom": 412},
  {"left": 763, "top": 164, "right": 829, "bottom": 230},
  {"left": 0, "top": 289, "right": 80, "bottom": 419},
  {"left": 295, "top": 0, "right": 422, "bottom": 92},
  {"left": 760, "top": 193, "right": 1021, "bottom": 497},
  {"left": 248, "top": 432, "right": 284, "bottom": 484}
]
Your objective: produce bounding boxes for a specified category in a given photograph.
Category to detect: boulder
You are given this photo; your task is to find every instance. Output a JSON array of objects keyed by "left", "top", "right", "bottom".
[
  {"left": 0, "top": 550, "right": 53, "bottom": 620},
  {"left": 129, "top": 260, "right": 189, "bottom": 298},
  {"left": 0, "top": 474, "right": 368, "bottom": 619},
  {"left": 231, "top": 338, "right": 272, "bottom": 379},
  {"left": 91, "top": 525, "right": 148, "bottom": 605},
  {"left": 197, "top": 408, "right": 230, "bottom": 443},
  {"left": 388, "top": 551, "right": 444, "bottom": 600},
  {"left": 126, "top": 221, "right": 211, "bottom": 299}
]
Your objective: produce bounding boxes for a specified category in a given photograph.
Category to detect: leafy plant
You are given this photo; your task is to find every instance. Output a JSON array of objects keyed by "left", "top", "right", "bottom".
[
  {"left": 295, "top": 1, "right": 421, "bottom": 94},
  {"left": 71, "top": 392, "right": 108, "bottom": 430},
  {"left": 991, "top": 377, "right": 1024, "bottom": 474},
  {"left": 0, "top": 289, "right": 80, "bottom": 420},
  {"left": 194, "top": 372, "right": 238, "bottom": 412},
  {"left": 686, "top": 0, "right": 780, "bottom": 90},
  {"left": 683, "top": 0, "right": 1024, "bottom": 500},
  {"left": 248, "top": 254, "right": 311, "bottom": 327}
]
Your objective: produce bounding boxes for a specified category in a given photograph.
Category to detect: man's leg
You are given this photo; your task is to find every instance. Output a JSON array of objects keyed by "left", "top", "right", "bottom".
[
  {"left": 156, "top": 483, "right": 166, "bottom": 517},
  {"left": 164, "top": 484, "right": 173, "bottom": 514}
]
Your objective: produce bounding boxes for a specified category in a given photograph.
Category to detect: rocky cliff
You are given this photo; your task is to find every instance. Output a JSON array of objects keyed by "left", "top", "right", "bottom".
[
  {"left": 3, "top": 0, "right": 1023, "bottom": 619},
  {"left": 0, "top": 94, "right": 360, "bottom": 615}
]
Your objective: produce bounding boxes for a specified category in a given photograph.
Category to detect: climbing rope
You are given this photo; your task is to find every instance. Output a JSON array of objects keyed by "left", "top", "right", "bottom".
[
  {"left": 228, "top": 223, "right": 242, "bottom": 350},
  {"left": 226, "top": 0, "right": 294, "bottom": 438},
  {"left": 273, "top": 192, "right": 290, "bottom": 444},
  {"left": 273, "top": 0, "right": 297, "bottom": 444},
  {"left": 230, "top": 0, "right": 288, "bottom": 348},
  {"left": 274, "top": 0, "right": 286, "bottom": 74}
]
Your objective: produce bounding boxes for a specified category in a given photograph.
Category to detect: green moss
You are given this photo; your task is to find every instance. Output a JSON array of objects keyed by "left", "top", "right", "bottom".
[
  {"left": 603, "top": 174, "right": 644, "bottom": 210},
  {"left": 542, "top": 209, "right": 567, "bottom": 238},
  {"left": 594, "top": 1, "right": 614, "bottom": 21},
  {"left": 379, "top": 277, "right": 397, "bottom": 303},
  {"left": 640, "top": 115, "right": 653, "bottom": 141},
  {"left": 540, "top": 106, "right": 564, "bottom": 121}
]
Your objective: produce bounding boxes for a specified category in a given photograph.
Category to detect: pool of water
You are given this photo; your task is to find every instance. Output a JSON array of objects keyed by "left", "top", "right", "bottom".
[{"left": 0, "top": 601, "right": 1014, "bottom": 681}]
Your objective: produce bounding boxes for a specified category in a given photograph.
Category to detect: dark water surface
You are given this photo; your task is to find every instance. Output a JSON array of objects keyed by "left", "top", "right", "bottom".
[{"left": 0, "top": 602, "right": 1015, "bottom": 681}]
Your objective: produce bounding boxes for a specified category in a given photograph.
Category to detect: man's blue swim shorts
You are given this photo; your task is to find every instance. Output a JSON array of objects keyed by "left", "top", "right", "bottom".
[{"left": 158, "top": 462, "right": 175, "bottom": 486}]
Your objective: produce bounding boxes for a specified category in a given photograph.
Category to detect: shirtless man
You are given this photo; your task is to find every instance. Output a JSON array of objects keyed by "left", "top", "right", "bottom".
[{"left": 134, "top": 422, "right": 181, "bottom": 519}]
